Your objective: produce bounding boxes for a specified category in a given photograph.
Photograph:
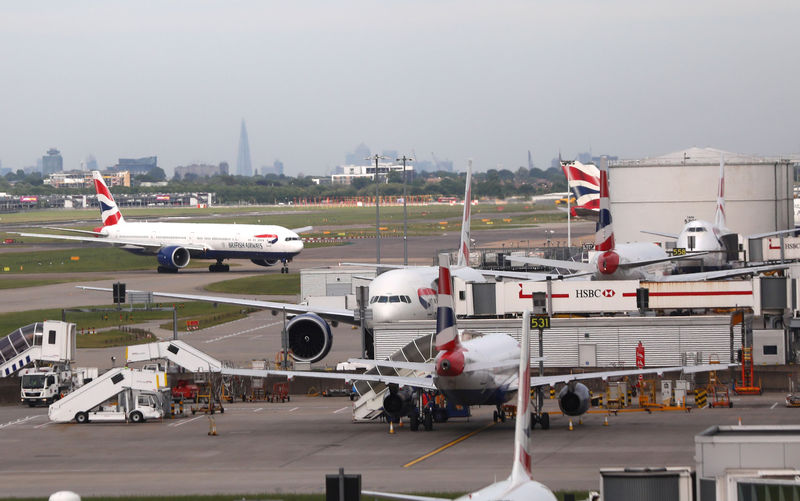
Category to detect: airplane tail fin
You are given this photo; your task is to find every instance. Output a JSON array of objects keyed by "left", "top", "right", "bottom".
[
  {"left": 509, "top": 311, "right": 534, "bottom": 484},
  {"left": 434, "top": 253, "right": 460, "bottom": 352},
  {"left": 714, "top": 154, "right": 727, "bottom": 231},
  {"left": 92, "top": 171, "right": 125, "bottom": 226},
  {"left": 561, "top": 159, "right": 600, "bottom": 214},
  {"left": 456, "top": 160, "right": 473, "bottom": 267},
  {"left": 594, "top": 157, "right": 614, "bottom": 251}
]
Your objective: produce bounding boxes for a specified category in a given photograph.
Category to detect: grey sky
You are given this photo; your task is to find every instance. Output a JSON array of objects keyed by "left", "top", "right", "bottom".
[{"left": 1, "top": 1, "right": 798, "bottom": 176}]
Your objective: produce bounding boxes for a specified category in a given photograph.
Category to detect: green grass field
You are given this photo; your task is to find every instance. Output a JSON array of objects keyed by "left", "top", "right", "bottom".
[
  {"left": 0, "top": 277, "right": 104, "bottom": 289},
  {"left": 76, "top": 328, "right": 157, "bottom": 348},
  {"left": 0, "top": 302, "right": 249, "bottom": 336},
  {"left": 204, "top": 272, "right": 301, "bottom": 295}
]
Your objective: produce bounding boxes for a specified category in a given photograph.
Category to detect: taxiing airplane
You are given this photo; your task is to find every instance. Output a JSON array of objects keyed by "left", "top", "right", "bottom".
[
  {"left": 362, "top": 309, "right": 559, "bottom": 501},
  {"left": 510, "top": 158, "right": 787, "bottom": 281},
  {"left": 16, "top": 171, "right": 308, "bottom": 274}
]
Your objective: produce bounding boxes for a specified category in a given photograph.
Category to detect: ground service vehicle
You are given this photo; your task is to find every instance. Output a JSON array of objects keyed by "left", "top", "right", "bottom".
[
  {"left": 20, "top": 366, "right": 72, "bottom": 406},
  {"left": 171, "top": 380, "right": 199, "bottom": 401}
]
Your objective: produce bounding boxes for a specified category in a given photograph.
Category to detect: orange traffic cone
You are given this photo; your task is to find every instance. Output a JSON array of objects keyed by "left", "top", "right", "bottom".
[
  {"left": 389, "top": 421, "right": 395, "bottom": 434},
  {"left": 603, "top": 416, "right": 609, "bottom": 426},
  {"left": 568, "top": 419, "right": 573, "bottom": 431}
]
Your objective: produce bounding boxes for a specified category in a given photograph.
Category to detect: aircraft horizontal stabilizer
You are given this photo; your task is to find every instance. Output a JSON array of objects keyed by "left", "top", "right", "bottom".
[
  {"left": 640, "top": 229, "right": 679, "bottom": 239},
  {"left": 361, "top": 491, "right": 449, "bottom": 501},
  {"left": 507, "top": 255, "right": 596, "bottom": 273},
  {"left": 221, "top": 367, "right": 437, "bottom": 390},
  {"left": 347, "top": 359, "right": 434, "bottom": 372}
]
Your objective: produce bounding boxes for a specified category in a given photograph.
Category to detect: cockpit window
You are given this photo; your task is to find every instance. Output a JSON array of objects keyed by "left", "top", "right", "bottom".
[
  {"left": 389, "top": 296, "right": 401, "bottom": 303},
  {"left": 285, "top": 236, "right": 302, "bottom": 241},
  {"left": 369, "top": 296, "right": 377, "bottom": 304},
  {"left": 401, "top": 296, "right": 411, "bottom": 303},
  {"left": 378, "top": 296, "right": 388, "bottom": 303}
]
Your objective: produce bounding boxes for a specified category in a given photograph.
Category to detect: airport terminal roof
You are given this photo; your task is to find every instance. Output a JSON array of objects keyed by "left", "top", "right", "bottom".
[{"left": 613, "top": 147, "right": 799, "bottom": 167}]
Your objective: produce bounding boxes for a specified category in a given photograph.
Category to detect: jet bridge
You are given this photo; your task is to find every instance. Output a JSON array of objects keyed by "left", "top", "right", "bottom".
[
  {"left": 0, "top": 321, "right": 76, "bottom": 377},
  {"left": 125, "top": 340, "right": 222, "bottom": 372},
  {"left": 48, "top": 367, "right": 167, "bottom": 423}
]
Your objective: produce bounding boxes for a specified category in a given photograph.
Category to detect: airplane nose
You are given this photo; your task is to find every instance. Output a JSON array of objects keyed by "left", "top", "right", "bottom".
[{"left": 436, "top": 350, "right": 465, "bottom": 377}]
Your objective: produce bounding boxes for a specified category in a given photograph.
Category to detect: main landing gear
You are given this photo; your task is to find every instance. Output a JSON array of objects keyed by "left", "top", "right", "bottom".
[
  {"left": 492, "top": 405, "right": 507, "bottom": 423},
  {"left": 280, "top": 258, "right": 290, "bottom": 274},
  {"left": 530, "top": 386, "right": 550, "bottom": 430},
  {"left": 209, "top": 259, "right": 230, "bottom": 272}
]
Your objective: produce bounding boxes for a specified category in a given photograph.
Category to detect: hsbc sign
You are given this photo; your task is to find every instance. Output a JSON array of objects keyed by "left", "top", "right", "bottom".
[
  {"left": 575, "top": 288, "right": 616, "bottom": 299},
  {"left": 505, "top": 280, "right": 639, "bottom": 314}
]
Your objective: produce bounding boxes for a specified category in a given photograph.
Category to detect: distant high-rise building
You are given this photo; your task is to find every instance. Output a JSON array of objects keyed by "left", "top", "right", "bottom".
[
  {"left": 85, "top": 155, "right": 98, "bottom": 171},
  {"left": 111, "top": 156, "right": 158, "bottom": 176},
  {"left": 237, "top": 119, "right": 252, "bottom": 176},
  {"left": 261, "top": 160, "right": 284, "bottom": 176},
  {"left": 42, "top": 148, "right": 63, "bottom": 176},
  {"left": 345, "top": 143, "right": 371, "bottom": 165}
]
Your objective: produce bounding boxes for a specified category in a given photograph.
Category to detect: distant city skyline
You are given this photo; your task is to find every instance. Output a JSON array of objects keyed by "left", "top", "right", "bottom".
[{"left": 0, "top": 2, "right": 798, "bottom": 176}]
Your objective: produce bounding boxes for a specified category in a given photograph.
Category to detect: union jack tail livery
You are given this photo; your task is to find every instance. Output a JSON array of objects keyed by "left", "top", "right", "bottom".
[
  {"left": 456, "top": 160, "right": 473, "bottom": 267},
  {"left": 594, "top": 158, "right": 614, "bottom": 252},
  {"left": 434, "top": 254, "right": 459, "bottom": 352},
  {"left": 714, "top": 154, "right": 727, "bottom": 231},
  {"left": 93, "top": 171, "right": 125, "bottom": 226},
  {"left": 510, "top": 312, "right": 534, "bottom": 485},
  {"left": 561, "top": 160, "right": 600, "bottom": 217}
]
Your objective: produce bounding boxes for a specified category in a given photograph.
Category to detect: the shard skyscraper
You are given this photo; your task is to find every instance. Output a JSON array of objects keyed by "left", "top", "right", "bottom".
[{"left": 237, "top": 119, "right": 253, "bottom": 176}]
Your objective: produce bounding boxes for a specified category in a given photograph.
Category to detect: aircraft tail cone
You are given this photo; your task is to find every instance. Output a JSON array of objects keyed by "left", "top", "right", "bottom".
[{"left": 569, "top": 419, "right": 573, "bottom": 431}]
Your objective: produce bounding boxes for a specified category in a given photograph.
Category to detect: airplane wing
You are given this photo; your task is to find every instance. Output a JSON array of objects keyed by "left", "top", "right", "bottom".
[
  {"left": 506, "top": 255, "right": 596, "bottom": 273},
  {"left": 13, "top": 232, "right": 207, "bottom": 251},
  {"left": 77, "top": 286, "right": 358, "bottom": 325},
  {"left": 658, "top": 263, "right": 789, "bottom": 282},
  {"left": 291, "top": 226, "right": 314, "bottom": 234},
  {"left": 347, "top": 359, "right": 435, "bottom": 372},
  {"left": 748, "top": 228, "right": 800, "bottom": 239},
  {"left": 641, "top": 230, "right": 679, "bottom": 239},
  {"left": 361, "top": 492, "right": 450, "bottom": 501},
  {"left": 474, "top": 268, "right": 595, "bottom": 281},
  {"left": 221, "top": 367, "right": 437, "bottom": 390},
  {"left": 531, "top": 363, "right": 736, "bottom": 387},
  {"left": 40, "top": 226, "right": 105, "bottom": 236}
]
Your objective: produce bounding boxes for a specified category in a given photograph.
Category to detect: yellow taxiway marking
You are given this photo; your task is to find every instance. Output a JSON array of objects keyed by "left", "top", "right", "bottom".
[{"left": 403, "top": 422, "right": 495, "bottom": 468}]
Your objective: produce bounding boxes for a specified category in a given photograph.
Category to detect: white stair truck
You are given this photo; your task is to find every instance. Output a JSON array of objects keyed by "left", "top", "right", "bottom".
[{"left": 48, "top": 367, "right": 169, "bottom": 424}]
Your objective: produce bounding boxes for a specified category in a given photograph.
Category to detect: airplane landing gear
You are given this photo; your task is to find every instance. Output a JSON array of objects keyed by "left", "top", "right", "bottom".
[
  {"left": 493, "top": 405, "right": 506, "bottom": 423},
  {"left": 530, "top": 386, "right": 550, "bottom": 430},
  {"left": 209, "top": 260, "right": 229, "bottom": 272}
]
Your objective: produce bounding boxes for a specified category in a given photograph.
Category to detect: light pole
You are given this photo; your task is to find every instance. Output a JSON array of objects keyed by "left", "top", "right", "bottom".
[
  {"left": 397, "top": 155, "right": 413, "bottom": 266},
  {"left": 367, "top": 154, "right": 388, "bottom": 265}
]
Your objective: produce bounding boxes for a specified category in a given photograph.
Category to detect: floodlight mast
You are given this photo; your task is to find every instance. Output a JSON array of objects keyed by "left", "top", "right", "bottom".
[
  {"left": 397, "top": 155, "right": 414, "bottom": 266},
  {"left": 366, "top": 155, "right": 388, "bottom": 265}
]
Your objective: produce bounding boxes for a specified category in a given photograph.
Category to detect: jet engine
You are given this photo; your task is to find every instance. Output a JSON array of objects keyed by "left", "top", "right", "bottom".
[
  {"left": 382, "top": 385, "right": 415, "bottom": 420},
  {"left": 251, "top": 258, "right": 279, "bottom": 267},
  {"left": 285, "top": 313, "right": 333, "bottom": 363},
  {"left": 557, "top": 382, "right": 591, "bottom": 416},
  {"left": 157, "top": 246, "right": 190, "bottom": 270}
]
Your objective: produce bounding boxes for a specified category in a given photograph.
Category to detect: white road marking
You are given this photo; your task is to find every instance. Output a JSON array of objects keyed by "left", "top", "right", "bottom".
[
  {"left": 203, "top": 321, "right": 281, "bottom": 344},
  {"left": 333, "top": 406, "right": 350, "bottom": 414},
  {"left": 771, "top": 402, "right": 778, "bottom": 409},
  {"left": 253, "top": 408, "right": 264, "bottom": 413},
  {"left": 0, "top": 415, "right": 43, "bottom": 429},
  {"left": 289, "top": 407, "right": 299, "bottom": 412},
  {"left": 34, "top": 421, "right": 54, "bottom": 429},
  {"left": 168, "top": 416, "right": 204, "bottom": 427}
]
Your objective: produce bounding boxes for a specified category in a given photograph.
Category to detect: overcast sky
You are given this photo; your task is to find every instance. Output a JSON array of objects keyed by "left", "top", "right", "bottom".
[{"left": 1, "top": 1, "right": 798, "bottom": 176}]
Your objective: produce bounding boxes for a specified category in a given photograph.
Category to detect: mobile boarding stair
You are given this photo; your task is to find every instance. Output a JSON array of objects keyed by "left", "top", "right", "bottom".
[
  {"left": 125, "top": 340, "right": 222, "bottom": 372},
  {"left": 48, "top": 367, "right": 167, "bottom": 423},
  {"left": 352, "top": 333, "right": 436, "bottom": 422},
  {"left": 0, "top": 321, "right": 76, "bottom": 377}
]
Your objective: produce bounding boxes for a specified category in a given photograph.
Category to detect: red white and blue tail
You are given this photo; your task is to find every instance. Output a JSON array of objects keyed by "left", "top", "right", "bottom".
[
  {"left": 92, "top": 171, "right": 125, "bottom": 226},
  {"left": 456, "top": 160, "right": 473, "bottom": 267},
  {"left": 714, "top": 154, "right": 727, "bottom": 232},
  {"left": 594, "top": 158, "right": 614, "bottom": 251},
  {"left": 509, "top": 311, "right": 534, "bottom": 484},
  {"left": 434, "top": 254, "right": 459, "bottom": 352},
  {"left": 561, "top": 160, "right": 600, "bottom": 214}
]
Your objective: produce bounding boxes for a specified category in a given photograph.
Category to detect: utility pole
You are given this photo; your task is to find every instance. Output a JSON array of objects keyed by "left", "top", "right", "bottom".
[
  {"left": 367, "top": 154, "right": 388, "bottom": 265},
  {"left": 397, "top": 155, "right": 414, "bottom": 266}
]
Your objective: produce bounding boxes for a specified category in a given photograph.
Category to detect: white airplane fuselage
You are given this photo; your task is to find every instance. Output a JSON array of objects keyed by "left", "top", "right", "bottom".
[
  {"left": 591, "top": 242, "right": 670, "bottom": 280},
  {"left": 367, "top": 266, "right": 487, "bottom": 325},
  {"left": 675, "top": 219, "right": 727, "bottom": 268},
  {"left": 101, "top": 222, "right": 304, "bottom": 262},
  {"left": 433, "top": 332, "right": 520, "bottom": 407}
]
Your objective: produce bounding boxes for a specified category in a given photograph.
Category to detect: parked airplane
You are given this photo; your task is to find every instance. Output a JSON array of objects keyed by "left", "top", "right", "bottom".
[
  {"left": 509, "top": 158, "right": 787, "bottom": 281},
  {"left": 16, "top": 171, "right": 308, "bottom": 274},
  {"left": 210, "top": 256, "right": 733, "bottom": 431},
  {"left": 362, "top": 309, "right": 559, "bottom": 501}
]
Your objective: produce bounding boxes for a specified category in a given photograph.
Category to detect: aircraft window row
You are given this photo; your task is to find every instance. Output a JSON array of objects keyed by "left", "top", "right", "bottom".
[
  {"left": 369, "top": 295, "right": 412, "bottom": 304},
  {"left": 285, "top": 237, "right": 302, "bottom": 241}
]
